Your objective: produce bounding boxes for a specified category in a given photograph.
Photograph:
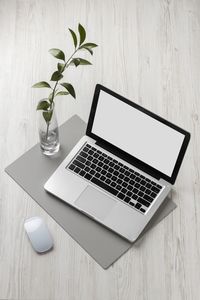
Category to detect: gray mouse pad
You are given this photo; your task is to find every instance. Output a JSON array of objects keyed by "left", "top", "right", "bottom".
[{"left": 5, "top": 115, "right": 177, "bottom": 269}]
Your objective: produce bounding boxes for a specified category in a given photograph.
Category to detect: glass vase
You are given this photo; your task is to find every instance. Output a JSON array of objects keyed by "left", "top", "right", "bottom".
[{"left": 37, "top": 102, "right": 60, "bottom": 156}]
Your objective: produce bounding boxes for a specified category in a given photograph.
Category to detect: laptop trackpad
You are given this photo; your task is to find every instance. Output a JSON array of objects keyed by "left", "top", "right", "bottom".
[{"left": 75, "top": 186, "right": 117, "bottom": 221}]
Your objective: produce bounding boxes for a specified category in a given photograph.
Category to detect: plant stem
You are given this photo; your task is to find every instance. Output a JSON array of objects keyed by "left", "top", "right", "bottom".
[
  {"left": 50, "top": 47, "right": 79, "bottom": 105},
  {"left": 46, "top": 121, "right": 50, "bottom": 141},
  {"left": 46, "top": 47, "right": 80, "bottom": 140}
]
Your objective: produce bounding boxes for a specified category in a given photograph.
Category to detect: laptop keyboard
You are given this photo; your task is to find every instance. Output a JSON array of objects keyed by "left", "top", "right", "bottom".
[{"left": 67, "top": 143, "right": 163, "bottom": 214}]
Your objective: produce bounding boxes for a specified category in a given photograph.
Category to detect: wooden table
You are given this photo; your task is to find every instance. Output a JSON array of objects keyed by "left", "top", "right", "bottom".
[{"left": 0, "top": 1, "right": 199, "bottom": 299}]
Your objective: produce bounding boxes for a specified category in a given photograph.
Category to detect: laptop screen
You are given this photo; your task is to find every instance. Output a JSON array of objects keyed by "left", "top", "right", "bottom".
[{"left": 91, "top": 90, "right": 185, "bottom": 177}]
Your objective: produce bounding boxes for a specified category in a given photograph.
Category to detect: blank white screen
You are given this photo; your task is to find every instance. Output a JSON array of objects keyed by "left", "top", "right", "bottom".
[{"left": 92, "top": 90, "right": 185, "bottom": 177}]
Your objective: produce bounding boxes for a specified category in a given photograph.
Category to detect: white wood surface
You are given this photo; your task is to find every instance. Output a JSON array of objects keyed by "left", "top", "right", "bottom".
[{"left": 0, "top": 0, "right": 199, "bottom": 299}]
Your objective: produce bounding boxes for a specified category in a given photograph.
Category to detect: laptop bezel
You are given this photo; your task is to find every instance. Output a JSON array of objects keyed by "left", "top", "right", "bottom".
[{"left": 86, "top": 84, "right": 190, "bottom": 184}]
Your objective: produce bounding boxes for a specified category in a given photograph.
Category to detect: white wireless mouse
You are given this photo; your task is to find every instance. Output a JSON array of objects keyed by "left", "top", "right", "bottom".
[{"left": 24, "top": 217, "right": 53, "bottom": 253}]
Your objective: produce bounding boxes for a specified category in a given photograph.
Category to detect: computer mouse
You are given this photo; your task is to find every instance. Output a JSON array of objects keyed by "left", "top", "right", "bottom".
[{"left": 24, "top": 216, "right": 53, "bottom": 253}]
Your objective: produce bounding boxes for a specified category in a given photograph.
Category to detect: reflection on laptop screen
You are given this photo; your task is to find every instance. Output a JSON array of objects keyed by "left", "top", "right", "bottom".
[{"left": 91, "top": 90, "right": 185, "bottom": 177}]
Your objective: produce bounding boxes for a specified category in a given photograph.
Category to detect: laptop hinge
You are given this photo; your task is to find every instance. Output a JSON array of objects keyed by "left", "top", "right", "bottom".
[{"left": 95, "top": 140, "right": 161, "bottom": 181}]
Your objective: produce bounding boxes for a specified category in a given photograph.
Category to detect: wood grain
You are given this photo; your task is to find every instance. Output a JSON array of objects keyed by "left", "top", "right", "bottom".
[{"left": 0, "top": 0, "right": 199, "bottom": 299}]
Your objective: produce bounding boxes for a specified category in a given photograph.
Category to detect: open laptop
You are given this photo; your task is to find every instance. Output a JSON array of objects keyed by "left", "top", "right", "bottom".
[{"left": 44, "top": 84, "right": 190, "bottom": 242}]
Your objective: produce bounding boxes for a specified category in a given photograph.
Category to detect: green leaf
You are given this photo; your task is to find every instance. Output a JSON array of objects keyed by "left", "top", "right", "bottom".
[
  {"left": 57, "top": 62, "right": 65, "bottom": 73},
  {"left": 80, "top": 43, "right": 98, "bottom": 49},
  {"left": 49, "top": 48, "right": 65, "bottom": 61},
  {"left": 60, "top": 83, "right": 76, "bottom": 99},
  {"left": 81, "top": 47, "right": 93, "bottom": 55},
  {"left": 70, "top": 58, "right": 92, "bottom": 67},
  {"left": 36, "top": 100, "right": 50, "bottom": 111},
  {"left": 32, "top": 81, "right": 51, "bottom": 88},
  {"left": 78, "top": 23, "right": 86, "bottom": 45},
  {"left": 79, "top": 43, "right": 98, "bottom": 56},
  {"left": 43, "top": 111, "right": 53, "bottom": 123},
  {"left": 69, "top": 28, "right": 77, "bottom": 48},
  {"left": 70, "top": 58, "right": 80, "bottom": 67},
  {"left": 50, "top": 71, "right": 63, "bottom": 81},
  {"left": 78, "top": 58, "right": 92, "bottom": 65},
  {"left": 56, "top": 91, "right": 69, "bottom": 96}
]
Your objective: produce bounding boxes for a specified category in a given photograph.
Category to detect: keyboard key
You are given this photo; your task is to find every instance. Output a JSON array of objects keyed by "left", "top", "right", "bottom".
[
  {"left": 109, "top": 162, "right": 114, "bottom": 167},
  {"left": 122, "top": 182, "right": 128, "bottom": 188},
  {"left": 127, "top": 185, "right": 133, "bottom": 191},
  {"left": 101, "top": 170, "right": 106, "bottom": 175},
  {"left": 111, "top": 175, "right": 117, "bottom": 181},
  {"left": 144, "top": 194, "right": 154, "bottom": 202},
  {"left": 104, "top": 165, "right": 109, "bottom": 170},
  {"left": 113, "top": 170, "right": 119, "bottom": 176},
  {"left": 79, "top": 170, "right": 86, "bottom": 177},
  {"left": 116, "top": 185, "right": 122, "bottom": 191},
  {"left": 121, "top": 188, "right": 127, "bottom": 194},
  {"left": 91, "top": 163, "right": 96, "bottom": 169},
  {"left": 140, "top": 186, "right": 146, "bottom": 192},
  {"left": 76, "top": 155, "right": 86, "bottom": 164},
  {"left": 80, "top": 151, "right": 88, "bottom": 158},
  {"left": 135, "top": 177, "right": 141, "bottom": 182},
  {"left": 99, "top": 155, "right": 104, "bottom": 161},
  {"left": 127, "top": 191, "right": 132, "bottom": 197},
  {"left": 96, "top": 166, "right": 101, "bottom": 172},
  {"left": 84, "top": 166, "right": 90, "bottom": 172},
  {"left": 116, "top": 178, "right": 122, "bottom": 184},
  {"left": 74, "top": 166, "right": 81, "bottom": 173},
  {"left": 119, "top": 167, "right": 125, "bottom": 173},
  {"left": 105, "top": 178, "right": 111, "bottom": 184},
  {"left": 129, "top": 179, "right": 134, "bottom": 185},
  {"left": 86, "top": 161, "right": 91, "bottom": 166},
  {"left": 124, "top": 170, "right": 130, "bottom": 176},
  {"left": 132, "top": 194, "right": 138, "bottom": 200},
  {"left": 151, "top": 186, "right": 160, "bottom": 194},
  {"left": 106, "top": 172, "right": 112, "bottom": 178},
  {"left": 98, "top": 162, "right": 103, "bottom": 167},
  {"left": 95, "top": 172, "right": 101, "bottom": 178},
  {"left": 145, "top": 188, "right": 151, "bottom": 194},
  {"left": 85, "top": 173, "right": 92, "bottom": 180},
  {"left": 146, "top": 183, "right": 152, "bottom": 189},
  {"left": 119, "top": 174, "right": 125, "bottom": 179},
  {"left": 89, "top": 169, "right": 95, "bottom": 175},
  {"left": 140, "top": 180, "right": 146, "bottom": 185},
  {"left": 111, "top": 182, "right": 117, "bottom": 187},
  {"left": 124, "top": 196, "right": 131, "bottom": 203},
  {"left": 69, "top": 164, "right": 75, "bottom": 170},
  {"left": 138, "top": 191, "right": 144, "bottom": 197},
  {"left": 124, "top": 176, "right": 130, "bottom": 182},
  {"left": 100, "top": 175, "right": 106, "bottom": 181},
  {"left": 94, "top": 152, "right": 99, "bottom": 158},
  {"left": 135, "top": 183, "right": 140, "bottom": 189},
  {"left": 86, "top": 144, "right": 91, "bottom": 148},
  {"left": 91, "top": 177, "right": 118, "bottom": 196},
  {"left": 137, "top": 197, "right": 150, "bottom": 207},
  {"left": 156, "top": 184, "right": 162, "bottom": 189},
  {"left": 135, "top": 203, "right": 142, "bottom": 209},
  {"left": 104, "top": 159, "right": 109, "bottom": 164},
  {"left": 151, "top": 191, "right": 157, "bottom": 198},
  {"left": 140, "top": 208, "right": 146, "bottom": 213},
  {"left": 73, "top": 159, "right": 84, "bottom": 169},
  {"left": 133, "top": 188, "right": 139, "bottom": 194},
  {"left": 129, "top": 202, "right": 135, "bottom": 206},
  {"left": 93, "top": 158, "right": 98, "bottom": 164},
  {"left": 118, "top": 193, "right": 125, "bottom": 200},
  {"left": 130, "top": 174, "right": 136, "bottom": 179},
  {"left": 114, "top": 165, "right": 120, "bottom": 170},
  {"left": 108, "top": 167, "right": 114, "bottom": 173},
  {"left": 88, "top": 150, "right": 94, "bottom": 155}
]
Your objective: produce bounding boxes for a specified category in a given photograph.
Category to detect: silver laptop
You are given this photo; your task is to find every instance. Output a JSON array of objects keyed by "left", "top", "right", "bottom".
[{"left": 44, "top": 84, "right": 190, "bottom": 242}]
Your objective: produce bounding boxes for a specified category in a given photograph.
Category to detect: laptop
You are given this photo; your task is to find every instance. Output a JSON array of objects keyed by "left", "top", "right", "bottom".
[{"left": 44, "top": 84, "right": 190, "bottom": 242}]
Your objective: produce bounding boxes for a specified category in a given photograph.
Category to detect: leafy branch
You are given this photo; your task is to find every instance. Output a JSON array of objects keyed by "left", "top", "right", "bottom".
[{"left": 32, "top": 23, "right": 98, "bottom": 124}]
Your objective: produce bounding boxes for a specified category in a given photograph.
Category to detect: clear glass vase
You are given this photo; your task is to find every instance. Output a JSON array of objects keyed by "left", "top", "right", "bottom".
[{"left": 37, "top": 102, "right": 60, "bottom": 156}]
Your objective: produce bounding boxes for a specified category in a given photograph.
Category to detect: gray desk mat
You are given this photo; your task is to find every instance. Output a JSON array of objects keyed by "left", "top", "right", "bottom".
[{"left": 5, "top": 115, "right": 176, "bottom": 269}]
